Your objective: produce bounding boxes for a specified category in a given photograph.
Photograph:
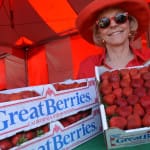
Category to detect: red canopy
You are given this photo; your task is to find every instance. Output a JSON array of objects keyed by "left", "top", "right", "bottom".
[{"left": 0, "top": 0, "right": 149, "bottom": 90}]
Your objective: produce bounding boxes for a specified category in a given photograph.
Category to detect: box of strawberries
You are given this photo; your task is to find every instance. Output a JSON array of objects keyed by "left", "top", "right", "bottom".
[
  {"left": 0, "top": 77, "right": 102, "bottom": 150},
  {"left": 95, "top": 64, "right": 150, "bottom": 149},
  {"left": 0, "top": 105, "right": 102, "bottom": 150}
]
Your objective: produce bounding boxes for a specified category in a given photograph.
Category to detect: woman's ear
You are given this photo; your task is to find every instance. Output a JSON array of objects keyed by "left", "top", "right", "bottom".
[{"left": 129, "top": 16, "right": 138, "bottom": 32}]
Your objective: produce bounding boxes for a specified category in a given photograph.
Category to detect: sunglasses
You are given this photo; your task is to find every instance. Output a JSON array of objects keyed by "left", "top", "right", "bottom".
[{"left": 96, "top": 12, "right": 128, "bottom": 29}]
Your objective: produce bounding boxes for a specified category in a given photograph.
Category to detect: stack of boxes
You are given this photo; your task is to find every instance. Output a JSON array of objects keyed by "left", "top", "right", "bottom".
[{"left": 0, "top": 77, "right": 102, "bottom": 150}]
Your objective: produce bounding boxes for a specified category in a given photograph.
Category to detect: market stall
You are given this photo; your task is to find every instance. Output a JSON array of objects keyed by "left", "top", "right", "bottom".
[{"left": 0, "top": 0, "right": 150, "bottom": 150}]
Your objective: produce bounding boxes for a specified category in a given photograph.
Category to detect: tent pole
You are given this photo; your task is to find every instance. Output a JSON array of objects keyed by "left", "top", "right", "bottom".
[{"left": 24, "top": 47, "right": 29, "bottom": 87}]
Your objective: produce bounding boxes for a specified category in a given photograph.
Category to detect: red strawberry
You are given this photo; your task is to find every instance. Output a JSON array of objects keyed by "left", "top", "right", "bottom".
[
  {"left": 142, "top": 72, "right": 150, "bottom": 80},
  {"left": 131, "top": 73, "right": 141, "bottom": 80},
  {"left": 140, "top": 96, "right": 150, "bottom": 108},
  {"left": 102, "top": 93, "right": 115, "bottom": 105},
  {"left": 66, "top": 115, "right": 77, "bottom": 124},
  {"left": 113, "top": 88, "right": 122, "bottom": 98},
  {"left": 60, "top": 119, "right": 70, "bottom": 127},
  {"left": 0, "top": 94, "right": 9, "bottom": 102},
  {"left": 131, "top": 78, "right": 144, "bottom": 88},
  {"left": 8, "top": 93, "right": 22, "bottom": 101},
  {"left": 100, "top": 79, "right": 109, "bottom": 86},
  {"left": 109, "top": 70, "right": 120, "bottom": 82},
  {"left": 129, "top": 68, "right": 139, "bottom": 77},
  {"left": 0, "top": 139, "right": 13, "bottom": 150},
  {"left": 126, "top": 94, "right": 139, "bottom": 105},
  {"left": 122, "top": 87, "right": 133, "bottom": 97},
  {"left": 120, "top": 78, "right": 131, "bottom": 88},
  {"left": 25, "top": 130, "right": 36, "bottom": 140},
  {"left": 105, "top": 105, "right": 117, "bottom": 117},
  {"left": 147, "top": 89, "right": 150, "bottom": 96},
  {"left": 116, "top": 106, "right": 132, "bottom": 118},
  {"left": 133, "top": 87, "right": 146, "bottom": 98},
  {"left": 127, "top": 114, "right": 142, "bottom": 129},
  {"left": 142, "top": 112, "right": 150, "bottom": 127},
  {"left": 11, "top": 133, "right": 25, "bottom": 146},
  {"left": 100, "top": 83, "right": 112, "bottom": 95},
  {"left": 145, "top": 105, "right": 150, "bottom": 113},
  {"left": 100, "top": 71, "right": 111, "bottom": 80},
  {"left": 144, "top": 80, "right": 150, "bottom": 88},
  {"left": 111, "top": 81, "right": 120, "bottom": 89},
  {"left": 109, "top": 116, "right": 127, "bottom": 130},
  {"left": 120, "top": 69, "right": 130, "bottom": 77},
  {"left": 133, "top": 103, "right": 145, "bottom": 117},
  {"left": 139, "top": 66, "right": 149, "bottom": 74},
  {"left": 115, "top": 97, "right": 128, "bottom": 107}
]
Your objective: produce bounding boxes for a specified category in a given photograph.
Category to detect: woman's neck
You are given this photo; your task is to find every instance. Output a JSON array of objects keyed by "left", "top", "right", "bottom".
[{"left": 105, "top": 44, "right": 134, "bottom": 69}]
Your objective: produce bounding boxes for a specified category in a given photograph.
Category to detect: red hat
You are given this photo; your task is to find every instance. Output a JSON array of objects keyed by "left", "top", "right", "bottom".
[{"left": 76, "top": 0, "right": 150, "bottom": 45}]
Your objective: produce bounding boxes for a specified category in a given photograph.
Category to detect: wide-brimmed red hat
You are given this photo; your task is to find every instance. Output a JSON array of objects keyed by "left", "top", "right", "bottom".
[{"left": 76, "top": 0, "right": 150, "bottom": 45}]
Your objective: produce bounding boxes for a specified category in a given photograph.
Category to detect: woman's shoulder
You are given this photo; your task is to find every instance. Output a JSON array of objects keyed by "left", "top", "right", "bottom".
[{"left": 134, "top": 47, "right": 150, "bottom": 60}]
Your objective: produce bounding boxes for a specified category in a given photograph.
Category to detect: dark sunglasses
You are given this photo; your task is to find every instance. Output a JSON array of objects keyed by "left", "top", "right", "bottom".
[{"left": 96, "top": 12, "right": 129, "bottom": 29}]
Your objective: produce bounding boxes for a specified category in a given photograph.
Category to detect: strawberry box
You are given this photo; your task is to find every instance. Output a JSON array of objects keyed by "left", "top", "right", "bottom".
[
  {"left": 0, "top": 77, "right": 100, "bottom": 140},
  {"left": 1, "top": 104, "right": 102, "bottom": 150},
  {"left": 95, "top": 64, "right": 150, "bottom": 149}
]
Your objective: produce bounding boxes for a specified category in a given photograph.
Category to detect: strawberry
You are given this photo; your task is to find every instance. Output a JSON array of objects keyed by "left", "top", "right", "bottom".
[
  {"left": 42, "top": 124, "right": 50, "bottom": 133},
  {"left": 11, "top": 133, "right": 26, "bottom": 146},
  {"left": 120, "top": 78, "right": 131, "bottom": 88},
  {"left": 139, "top": 66, "right": 149, "bottom": 74},
  {"left": 100, "top": 71, "right": 111, "bottom": 80},
  {"left": 133, "top": 87, "right": 146, "bottom": 98},
  {"left": 126, "top": 94, "right": 139, "bottom": 105},
  {"left": 100, "top": 79, "right": 109, "bottom": 86},
  {"left": 133, "top": 103, "right": 145, "bottom": 117},
  {"left": 131, "top": 73, "right": 141, "bottom": 80},
  {"left": 105, "top": 105, "right": 117, "bottom": 117},
  {"left": 120, "top": 69, "right": 130, "bottom": 77},
  {"left": 60, "top": 119, "right": 70, "bottom": 127},
  {"left": 131, "top": 78, "right": 144, "bottom": 88},
  {"left": 142, "top": 112, "right": 150, "bottom": 127},
  {"left": 36, "top": 124, "right": 50, "bottom": 136},
  {"left": 115, "top": 97, "right": 128, "bottom": 106},
  {"left": 116, "top": 106, "right": 132, "bottom": 118},
  {"left": 142, "top": 72, "right": 150, "bottom": 80},
  {"left": 127, "top": 114, "right": 142, "bottom": 129},
  {"left": 144, "top": 80, "right": 150, "bottom": 88},
  {"left": 122, "top": 87, "right": 133, "bottom": 97},
  {"left": 109, "top": 116, "right": 127, "bottom": 130},
  {"left": 100, "top": 83, "right": 112, "bottom": 95},
  {"left": 8, "top": 93, "right": 22, "bottom": 101},
  {"left": 0, "top": 139, "right": 13, "bottom": 150},
  {"left": 129, "top": 68, "right": 139, "bottom": 77},
  {"left": 147, "top": 89, "right": 150, "bottom": 96},
  {"left": 25, "top": 130, "right": 36, "bottom": 140},
  {"left": 0, "top": 94, "right": 9, "bottom": 102},
  {"left": 140, "top": 96, "right": 150, "bottom": 108},
  {"left": 66, "top": 115, "right": 77, "bottom": 124},
  {"left": 102, "top": 93, "right": 115, "bottom": 105},
  {"left": 111, "top": 81, "right": 120, "bottom": 89},
  {"left": 113, "top": 88, "right": 122, "bottom": 98},
  {"left": 109, "top": 70, "right": 120, "bottom": 82},
  {"left": 145, "top": 105, "right": 150, "bottom": 113}
]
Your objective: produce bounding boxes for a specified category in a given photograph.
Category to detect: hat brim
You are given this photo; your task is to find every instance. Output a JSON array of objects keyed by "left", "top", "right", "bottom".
[{"left": 76, "top": 0, "right": 150, "bottom": 45}]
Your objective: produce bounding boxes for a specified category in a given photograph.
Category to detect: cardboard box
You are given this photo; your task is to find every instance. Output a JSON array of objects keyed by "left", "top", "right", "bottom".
[
  {"left": 8, "top": 104, "right": 102, "bottom": 150},
  {"left": 0, "top": 77, "right": 100, "bottom": 140},
  {"left": 95, "top": 65, "right": 150, "bottom": 149}
]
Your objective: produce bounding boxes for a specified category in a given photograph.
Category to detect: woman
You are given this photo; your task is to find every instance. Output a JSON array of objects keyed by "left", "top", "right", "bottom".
[{"left": 76, "top": 0, "right": 150, "bottom": 79}]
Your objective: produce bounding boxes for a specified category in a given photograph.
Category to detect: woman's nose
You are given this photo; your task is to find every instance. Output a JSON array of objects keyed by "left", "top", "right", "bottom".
[{"left": 109, "top": 19, "right": 118, "bottom": 27}]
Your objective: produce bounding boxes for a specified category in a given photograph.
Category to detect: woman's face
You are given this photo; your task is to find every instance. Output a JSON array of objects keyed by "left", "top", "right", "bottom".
[{"left": 97, "top": 8, "right": 130, "bottom": 46}]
